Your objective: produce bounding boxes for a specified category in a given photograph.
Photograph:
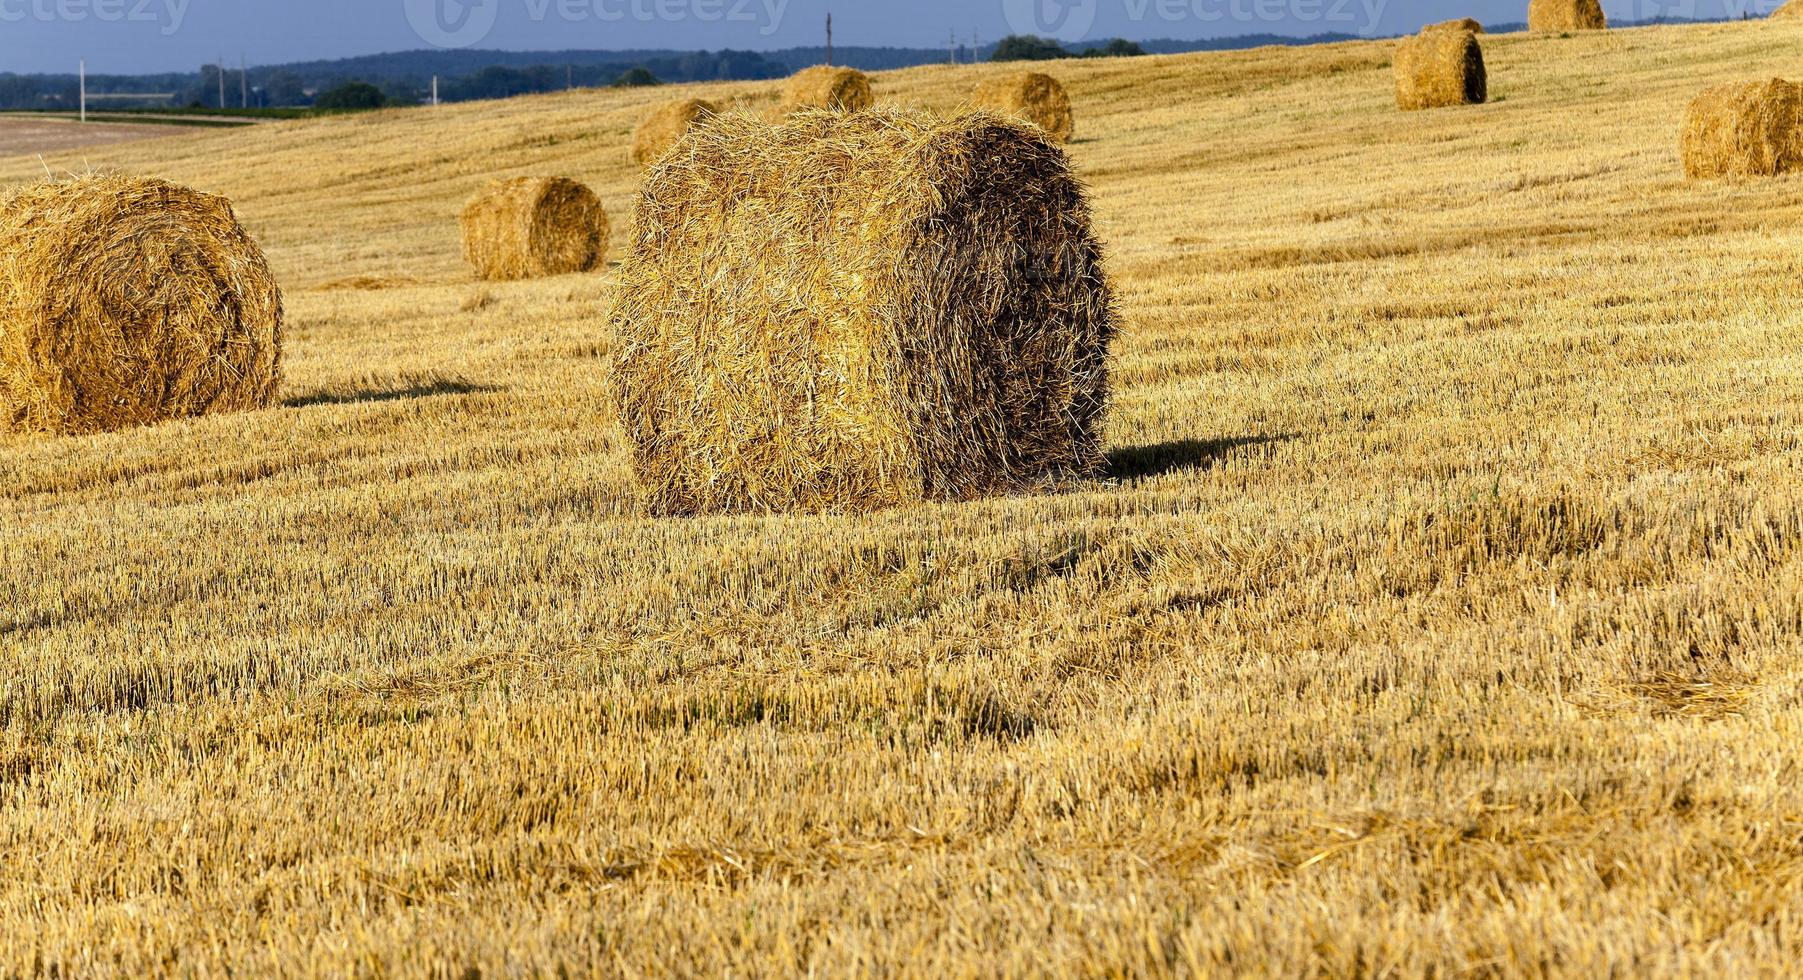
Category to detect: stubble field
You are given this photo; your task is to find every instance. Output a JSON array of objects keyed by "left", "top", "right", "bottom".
[
  {"left": 4, "top": 20, "right": 1803, "bottom": 976},
  {"left": 0, "top": 115, "right": 210, "bottom": 153}
]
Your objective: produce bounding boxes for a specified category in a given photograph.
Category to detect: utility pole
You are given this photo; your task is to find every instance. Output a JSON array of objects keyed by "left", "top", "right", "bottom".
[
  {"left": 825, "top": 13, "right": 833, "bottom": 67},
  {"left": 79, "top": 59, "right": 86, "bottom": 123},
  {"left": 567, "top": 64, "right": 573, "bottom": 90},
  {"left": 240, "top": 54, "right": 248, "bottom": 109},
  {"left": 217, "top": 56, "right": 225, "bottom": 110},
  {"left": 949, "top": 30, "right": 957, "bottom": 65}
]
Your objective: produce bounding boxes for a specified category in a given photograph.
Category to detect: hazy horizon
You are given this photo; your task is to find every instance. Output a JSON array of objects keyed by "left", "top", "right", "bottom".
[{"left": 0, "top": 0, "right": 1781, "bottom": 74}]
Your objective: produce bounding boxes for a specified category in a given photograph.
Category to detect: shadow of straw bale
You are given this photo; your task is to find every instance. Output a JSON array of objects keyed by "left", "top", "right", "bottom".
[
  {"left": 283, "top": 377, "right": 500, "bottom": 409},
  {"left": 1108, "top": 434, "right": 1295, "bottom": 481}
]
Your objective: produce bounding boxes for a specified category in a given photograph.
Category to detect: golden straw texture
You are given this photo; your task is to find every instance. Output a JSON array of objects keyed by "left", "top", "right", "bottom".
[
  {"left": 779, "top": 66, "right": 873, "bottom": 114},
  {"left": 459, "top": 176, "right": 609, "bottom": 281},
  {"left": 630, "top": 98, "right": 719, "bottom": 167},
  {"left": 0, "top": 173, "right": 282, "bottom": 435},
  {"left": 1394, "top": 29, "right": 1487, "bottom": 111},
  {"left": 1773, "top": 0, "right": 1803, "bottom": 18},
  {"left": 1681, "top": 78, "right": 1803, "bottom": 179},
  {"left": 1425, "top": 17, "right": 1485, "bottom": 33},
  {"left": 608, "top": 108, "right": 1116, "bottom": 515},
  {"left": 972, "top": 72, "right": 1075, "bottom": 143},
  {"left": 1528, "top": 0, "right": 1607, "bottom": 31}
]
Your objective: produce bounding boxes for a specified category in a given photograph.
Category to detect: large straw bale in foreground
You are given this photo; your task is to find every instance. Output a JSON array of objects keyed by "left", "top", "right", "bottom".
[
  {"left": 1394, "top": 28, "right": 1487, "bottom": 110},
  {"left": 972, "top": 71, "right": 1074, "bottom": 142},
  {"left": 1528, "top": 0, "right": 1606, "bottom": 31},
  {"left": 1774, "top": 0, "right": 1803, "bottom": 18},
  {"left": 459, "top": 176, "right": 609, "bottom": 280},
  {"left": 631, "top": 98, "right": 719, "bottom": 166},
  {"left": 779, "top": 66, "right": 873, "bottom": 113},
  {"left": 1681, "top": 79, "right": 1803, "bottom": 179},
  {"left": 608, "top": 108, "right": 1116, "bottom": 515},
  {"left": 0, "top": 174, "right": 282, "bottom": 436}
]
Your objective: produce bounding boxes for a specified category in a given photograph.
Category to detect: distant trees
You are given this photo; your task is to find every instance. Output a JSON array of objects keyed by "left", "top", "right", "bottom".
[
  {"left": 991, "top": 35, "right": 1147, "bottom": 62},
  {"left": 613, "top": 67, "right": 661, "bottom": 87},
  {"left": 446, "top": 66, "right": 554, "bottom": 101},
  {"left": 991, "top": 35, "right": 1071, "bottom": 61},
  {"left": 0, "top": 74, "right": 74, "bottom": 110},
  {"left": 1084, "top": 39, "right": 1147, "bottom": 58},
  {"left": 185, "top": 65, "right": 233, "bottom": 108},
  {"left": 261, "top": 71, "right": 308, "bottom": 107},
  {"left": 380, "top": 83, "right": 423, "bottom": 107},
  {"left": 313, "top": 82, "right": 387, "bottom": 111}
]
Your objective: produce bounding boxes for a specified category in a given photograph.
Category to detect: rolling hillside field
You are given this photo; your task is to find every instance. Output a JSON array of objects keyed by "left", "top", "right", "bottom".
[
  {"left": 5, "top": 20, "right": 1803, "bottom": 975},
  {"left": 0, "top": 115, "right": 213, "bottom": 153}
]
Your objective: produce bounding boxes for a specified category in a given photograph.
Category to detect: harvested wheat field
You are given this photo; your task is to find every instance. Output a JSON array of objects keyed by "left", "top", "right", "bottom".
[
  {"left": 0, "top": 115, "right": 211, "bottom": 153},
  {"left": 7, "top": 20, "right": 1803, "bottom": 976}
]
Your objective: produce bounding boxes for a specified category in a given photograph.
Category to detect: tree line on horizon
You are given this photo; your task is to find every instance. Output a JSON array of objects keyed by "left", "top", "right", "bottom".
[{"left": 0, "top": 34, "right": 1150, "bottom": 113}]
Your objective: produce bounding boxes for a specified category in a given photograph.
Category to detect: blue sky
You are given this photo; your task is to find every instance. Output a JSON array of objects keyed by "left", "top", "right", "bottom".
[{"left": 0, "top": 0, "right": 1782, "bottom": 74}]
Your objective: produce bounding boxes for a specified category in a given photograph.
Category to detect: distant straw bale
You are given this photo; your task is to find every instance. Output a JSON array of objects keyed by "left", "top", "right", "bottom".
[
  {"left": 1395, "top": 28, "right": 1487, "bottom": 110},
  {"left": 1426, "top": 17, "right": 1485, "bottom": 33},
  {"left": 1681, "top": 78, "right": 1803, "bottom": 179},
  {"left": 459, "top": 176, "right": 609, "bottom": 280},
  {"left": 631, "top": 98, "right": 719, "bottom": 166},
  {"left": 0, "top": 173, "right": 283, "bottom": 436},
  {"left": 608, "top": 108, "right": 1117, "bottom": 515},
  {"left": 1528, "top": 0, "right": 1607, "bottom": 31},
  {"left": 779, "top": 66, "right": 873, "bottom": 114},
  {"left": 971, "top": 72, "right": 1074, "bottom": 142}
]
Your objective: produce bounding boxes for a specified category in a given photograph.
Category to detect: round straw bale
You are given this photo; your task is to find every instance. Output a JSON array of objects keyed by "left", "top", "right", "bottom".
[
  {"left": 631, "top": 97, "right": 719, "bottom": 166},
  {"left": 1425, "top": 17, "right": 1484, "bottom": 33},
  {"left": 459, "top": 176, "right": 609, "bottom": 281},
  {"left": 779, "top": 65, "right": 873, "bottom": 114},
  {"left": 1681, "top": 78, "right": 1803, "bottom": 179},
  {"left": 1775, "top": 0, "right": 1803, "bottom": 17},
  {"left": 1394, "top": 29, "right": 1487, "bottom": 111},
  {"left": 1528, "top": 0, "right": 1606, "bottom": 31},
  {"left": 971, "top": 71, "right": 1074, "bottom": 143},
  {"left": 608, "top": 108, "right": 1117, "bottom": 515},
  {"left": 0, "top": 174, "right": 282, "bottom": 436}
]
